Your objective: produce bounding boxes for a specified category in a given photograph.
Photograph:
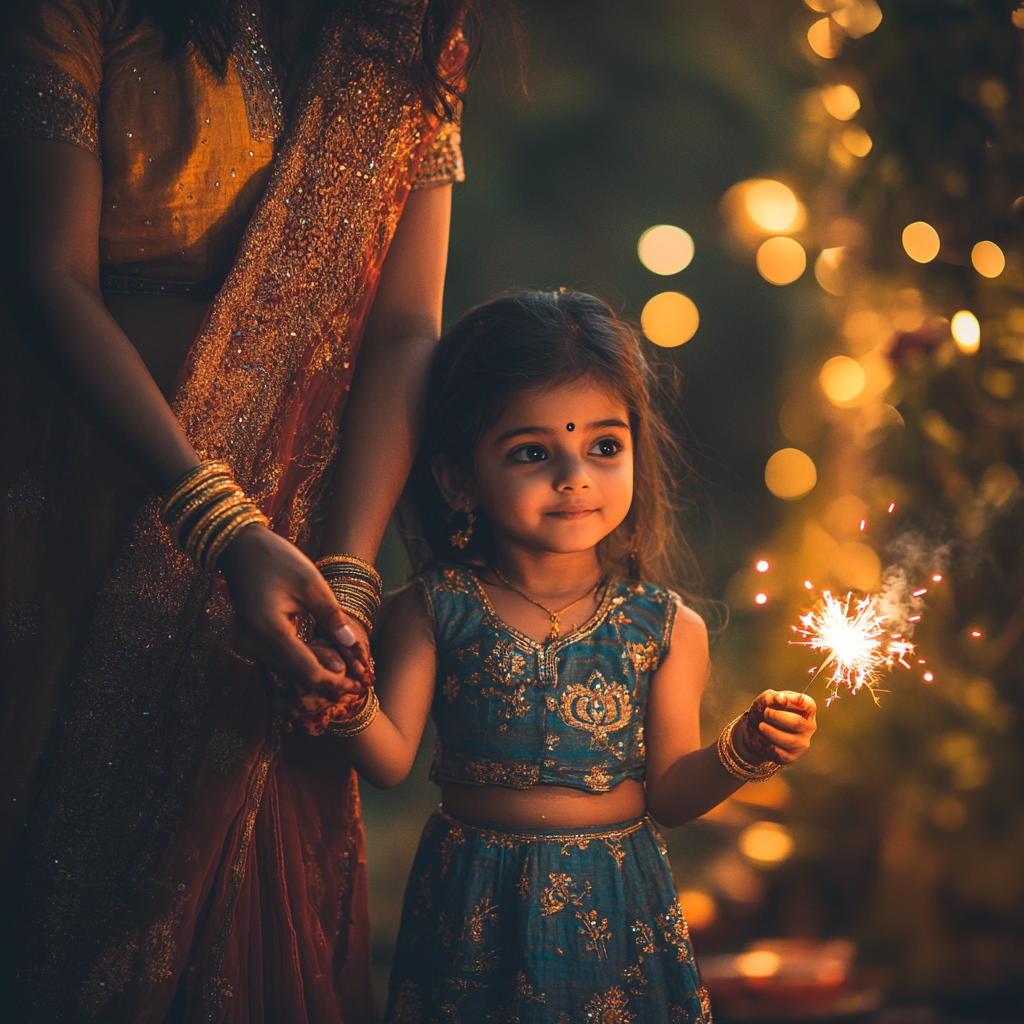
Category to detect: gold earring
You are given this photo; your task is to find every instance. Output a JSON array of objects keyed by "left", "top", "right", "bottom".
[{"left": 450, "top": 499, "right": 476, "bottom": 549}]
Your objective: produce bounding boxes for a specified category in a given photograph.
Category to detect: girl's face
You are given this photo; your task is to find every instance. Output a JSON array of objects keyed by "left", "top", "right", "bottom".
[{"left": 470, "top": 377, "right": 634, "bottom": 558}]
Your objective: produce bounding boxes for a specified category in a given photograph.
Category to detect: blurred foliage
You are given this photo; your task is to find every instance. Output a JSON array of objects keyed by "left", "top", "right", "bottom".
[{"left": 366, "top": 0, "right": 1024, "bottom": 1010}]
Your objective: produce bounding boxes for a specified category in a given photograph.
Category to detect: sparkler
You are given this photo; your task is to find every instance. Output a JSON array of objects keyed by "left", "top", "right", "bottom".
[{"left": 791, "top": 590, "right": 915, "bottom": 705}]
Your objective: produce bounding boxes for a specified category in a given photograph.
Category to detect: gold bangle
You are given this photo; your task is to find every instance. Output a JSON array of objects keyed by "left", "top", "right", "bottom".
[
  {"left": 202, "top": 508, "right": 269, "bottom": 571},
  {"left": 185, "top": 493, "right": 249, "bottom": 564},
  {"left": 317, "top": 554, "right": 383, "bottom": 633},
  {"left": 316, "top": 554, "right": 383, "bottom": 593},
  {"left": 327, "top": 688, "right": 379, "bottom": 738},
  {"left": 160, "top": 461, "right": 233, "bottom": 523},
  {"left": 169, "top": 480, "right": 242, "bottom": 548},
  {"left": 717, "top": 715, "right": 782, "bottom": 782}
]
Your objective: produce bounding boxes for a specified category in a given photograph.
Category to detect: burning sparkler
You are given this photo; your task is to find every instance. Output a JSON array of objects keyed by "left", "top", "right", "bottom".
[{"left": 791, "top": 590, "right": 915, "bottom": 705}]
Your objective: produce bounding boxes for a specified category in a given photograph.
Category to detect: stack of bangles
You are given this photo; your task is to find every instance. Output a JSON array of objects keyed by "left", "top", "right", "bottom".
[
  {"left": 316, "top": 553, "right": 384, "bottom": 737},
  {"left": 717, "top": 714, "right": 783, "bottom": 782},
  {"left": 160, "top": 460, "right": 269, "bottom": 572}
]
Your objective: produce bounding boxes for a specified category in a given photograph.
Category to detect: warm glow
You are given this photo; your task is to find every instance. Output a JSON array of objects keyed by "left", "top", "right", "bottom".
[
  {"left": 951, "top": 310, "right": 980, "bottom": 353},
  {"left": 638, "top": 225, "right": 695, "bottom": 275},
  {"left": 820, "top": 84, "right": 861, "bottom": 120},
  {"left": 756, "top": 560, "right": 770, "bottom": 573},
  {"left": 923, "top": 672, "right": 934, "bottom": 682},
  {"left": 932, "top": 574, "right": 942, "bottom": 582},
  {"left": 739, "top": 822, "right": 794, "bottom": 864},
  {"left": 641, "top": 292, "right": 700, "bottom": 348},
  {"left": 1014, "top": 7, "right": 1024, "bottom": 29},
  {"left": 765, "top": 448, "right": 818, "bottom": 500},
  {"left": 830, "top": 542, "right": 882, "bottom": 591},
  {"left": 842, "top": 127, "right": 873, "bottom": 157},
  {"left": 902, "top": 221, "right": 941, "bottom": 263},
  {"left": 756, "top": 236, "right": 807, "bottom": 285},
  {"left": 804, "top": 580, "right": 815, "bottom": 590},
  {"left": 832, "top": 0, "right": 883, "bottom": 37},
  {"left": 820, "top": 355, "right": 866, "bottom": 404},
  {"left": 746, "top": 180, "right": 800, "bottom": 233},
  {"left": 755, "top": 593, "right": 768, "bottom": 605},
  {"left": 676, "top": 890, "right": 718, "bottom": 931},
  {"left": 971, "top": 241, "right": 1005, "bottom": 279},
  {"left": 814, "top": 247, "right": 847, "bottom": 295},
  {"left": 737, "top": 950, "right": 781, "bottom": 979},
  {"left": 971, "top": 630, "right": 982, "bottom": 638},
  {"left": 808, "top": 17, "right": 839, "bottom": 58}
]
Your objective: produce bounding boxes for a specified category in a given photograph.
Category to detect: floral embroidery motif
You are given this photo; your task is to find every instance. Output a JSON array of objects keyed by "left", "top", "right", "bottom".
[
  {"left": 655, "top": 901, "right": 694, "bottom": 963},
  {"left": 577, "top": 909, "right": 613, "bottom": 959},
  {"left": 624, "top": 636, "right": 660, "bottom": 674},
  {"left": 582, "top": 985, "right": 636, "bottom": 1023},
  {"left": 557, "top": 671, "right": 634, "bottom": 754},
  {"left": 437, "top": 567, "right": 472, "bottom": 594},
  {"left": 540, "top": 872, "right": 592, "bottom": 916},
  {"left": 465, "top": 898, "right": 499, "bottom": 942},
  {"left": 585, "top": 765, "right": 614, "bottom": 791},
  {"left": 444, "top": 670, "right": 478, "bottom": 703}
]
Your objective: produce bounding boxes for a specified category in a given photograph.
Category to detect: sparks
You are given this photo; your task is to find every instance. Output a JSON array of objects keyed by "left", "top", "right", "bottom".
[
  {"left": 913, "top": 588, "right": 927, "bottom": 597},
  {"left": 803, "top": 580, "right": 815, "bottom": 590},
  {"left": 755, "top": 592, "right": 768, "bottom": 605},
  {"left": 859, "top": 519, "right": 866, "bottom": 532},
  {"left": 970, "top": 630, "right": 982, "bottom": 638},
  {"left": 932, "top": 574, "right": 942, "bottom": 582},
  {"left": 923, "top": 672, "right": 934, "bottom": 682},
  {"left": 756, "top": 560, "right": 770, "bottom": 573},
  {"left": 887, "top": 503, "right": 896, "bottom": 513},
  {"left": 790, "top": 590, "right": 915, "bottom": 705}
]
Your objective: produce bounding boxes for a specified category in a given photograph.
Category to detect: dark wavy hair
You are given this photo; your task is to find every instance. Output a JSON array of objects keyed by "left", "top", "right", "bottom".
[
  {"left": 399, "top": 290, "right": 702, "bottom": 596},
  {"left": 126, "top": 0, "right": 521, "bottom": 118}
]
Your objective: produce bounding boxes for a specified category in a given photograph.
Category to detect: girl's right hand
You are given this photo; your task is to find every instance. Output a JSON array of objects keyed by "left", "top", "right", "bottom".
[
  {"left": 735, "top": 690, "right": 817, "bottom": 765},
  {"left": 217, "top": 524, "right": 369, "bottom": 698}
]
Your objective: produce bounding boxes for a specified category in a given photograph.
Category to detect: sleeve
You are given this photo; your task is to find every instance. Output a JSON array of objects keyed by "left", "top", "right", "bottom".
[
  {"left": 0, "top": 0, "right": 112, "bottom": 158},
  {"left": 657, "top": 589, "right": 685, "bottom": 668},
  {"left": 410, "top": 116, "right": 464, "bottom": 190}
]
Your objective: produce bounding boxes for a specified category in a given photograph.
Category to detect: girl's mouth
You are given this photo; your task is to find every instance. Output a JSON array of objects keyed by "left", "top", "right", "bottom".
[{"left": 545, "top": 507, "right": 597, "bottom": 520}]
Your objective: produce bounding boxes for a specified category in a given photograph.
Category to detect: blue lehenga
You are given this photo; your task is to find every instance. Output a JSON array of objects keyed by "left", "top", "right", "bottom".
[{"left": 385, "top": 565, "right": 713, "bottom": 1024}]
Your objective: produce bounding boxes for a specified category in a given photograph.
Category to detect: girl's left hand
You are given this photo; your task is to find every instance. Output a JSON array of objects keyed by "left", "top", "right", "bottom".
[
  {"left": 287, "top": 638, "right": 376, "bottom": 736},
  {"left": 736, "top": 690, "right": 817, "bottom": 765}
]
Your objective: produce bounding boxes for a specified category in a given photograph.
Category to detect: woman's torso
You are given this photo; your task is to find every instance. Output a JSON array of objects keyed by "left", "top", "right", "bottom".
[{"left": 419, "top": 565, "right": 681, "bottom": 828}]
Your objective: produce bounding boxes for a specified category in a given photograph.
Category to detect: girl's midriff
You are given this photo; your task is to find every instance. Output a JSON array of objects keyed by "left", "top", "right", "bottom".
[{"left": 440, "top": 779, "right": 647, "bottom": 828}]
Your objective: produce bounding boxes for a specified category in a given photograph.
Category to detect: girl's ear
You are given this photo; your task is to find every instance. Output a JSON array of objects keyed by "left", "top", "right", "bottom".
[{"left": 431, "top": 456, "right": 476, "bottom": 510}]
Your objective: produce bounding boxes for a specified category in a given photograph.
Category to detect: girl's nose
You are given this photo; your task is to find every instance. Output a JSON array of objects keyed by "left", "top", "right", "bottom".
[{"left": 553, "top": 453, "right": 591, "bottom": 491}]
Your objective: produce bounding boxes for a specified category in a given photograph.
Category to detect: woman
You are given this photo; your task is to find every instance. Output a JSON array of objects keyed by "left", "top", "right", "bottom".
[{"left": 0, "top": 1, "right": 481, "bottom": 1019}]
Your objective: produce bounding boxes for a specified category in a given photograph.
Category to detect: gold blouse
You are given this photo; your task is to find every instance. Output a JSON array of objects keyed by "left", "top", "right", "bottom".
[{"left": 0, "top": 0, "right": 464, "bottom": 297}]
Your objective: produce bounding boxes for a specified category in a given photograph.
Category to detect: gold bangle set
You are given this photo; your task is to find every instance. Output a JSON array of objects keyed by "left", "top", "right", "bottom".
[
  {"left": 160, "top": 460, "right": 269, "bottom": 572},
  {"left": 327, "top": 688, "right": 380, "bottom": 737},
  {"left": 315, "top": 553, "right": 383, "bottom": 636},
  {"left": 717, "top": 714, "right": 783, "bottom": 783}
]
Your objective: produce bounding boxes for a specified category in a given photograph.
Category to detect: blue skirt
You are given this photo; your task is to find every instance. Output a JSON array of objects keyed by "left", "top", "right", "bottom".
[{"left": 385, "top": 811, "right": 712, "bottom": 1024}]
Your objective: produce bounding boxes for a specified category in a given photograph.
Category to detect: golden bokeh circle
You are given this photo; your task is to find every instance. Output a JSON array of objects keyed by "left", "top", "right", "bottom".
[
  {"left": 971, "top": 240, "right": 1005, "bottom": 279},
  {"left": 641, "top": 292, "right": 700, "bottom": 348},
  {"left": 951, "top": 310, "right": 980, "bottom": 353},
  {"left": 765, "top": 448, "right": 817, "bottom": 499},
  {"left": 756, "top": 236, "right": 807, "bottom": 285},
  {"left": 820, "top": 355, "right": 866, "bottom": 405},
  {"left": 638, "top": 224, "right": 695, "bottom": 275},
  {"left": 902, "top": 221, "right": 940, "bottom": 263}
]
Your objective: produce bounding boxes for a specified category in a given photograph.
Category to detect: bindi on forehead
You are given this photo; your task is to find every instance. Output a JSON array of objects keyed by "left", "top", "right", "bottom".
[{"left": 566, "top": 422, "right": 575, "bottom": 431}]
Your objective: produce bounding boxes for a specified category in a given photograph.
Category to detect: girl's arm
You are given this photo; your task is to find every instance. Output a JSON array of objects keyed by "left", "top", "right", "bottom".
[
  {"left": 308, "top": 584, "right": 438, "bottom": 789},
  {"left": 317, "top": 185, "right": 451, "bottom": 564},
  {"left": 0, "top": 137, "right": 354, "bottom": 694},
  {"left": 644, "top": 604, "right": 817, "bottom": 828}
]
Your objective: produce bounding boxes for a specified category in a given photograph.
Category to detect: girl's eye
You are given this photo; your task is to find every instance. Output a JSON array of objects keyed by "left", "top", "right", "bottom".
[
  {"left": 589, "top": 438, "right": 622, "bottom": 457},
  {"left": 510, "top": 444, "right": 549, "bottom": 463}
]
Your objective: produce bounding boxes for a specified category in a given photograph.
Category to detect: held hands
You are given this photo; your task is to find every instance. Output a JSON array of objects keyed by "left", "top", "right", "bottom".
[
  {"left": 734, "top": 690, "right": 817, "bottom": 766},
  {"left": 287, "top": 638, "right": 376, "bottom": 735},
  {"left": 218, "top": 524, "right": 372, "bottom": 705}
]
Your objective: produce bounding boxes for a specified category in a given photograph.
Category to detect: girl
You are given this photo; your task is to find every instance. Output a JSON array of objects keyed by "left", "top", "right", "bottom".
[{"left": 307, "top": 290, "right": 818, "bottom": 1022}]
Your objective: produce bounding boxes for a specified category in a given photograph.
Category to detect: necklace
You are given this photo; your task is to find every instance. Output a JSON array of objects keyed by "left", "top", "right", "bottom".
[{"left": 491, "top": 566, "right": 606, "bottom": 641}]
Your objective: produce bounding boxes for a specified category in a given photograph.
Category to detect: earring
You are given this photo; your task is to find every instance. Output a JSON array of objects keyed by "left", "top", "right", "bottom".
[{"left": 449, "top": 499, "right": 476, "bottom": 549}]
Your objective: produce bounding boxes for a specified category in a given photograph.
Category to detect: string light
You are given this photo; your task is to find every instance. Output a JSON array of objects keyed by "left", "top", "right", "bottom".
[
  {"left": 765, "top": 448, "right": 817, "bottom": 499},
  {"left": 951, "top": 310, "right": 981, "bottom": 353},
  {"left": 902, "top": 221, "right": 941, "bottom": 263},
  {"left": 971, "top": 241, "right": 1005, "bottom": 278},
  {"left": 638, "top": 225, "right": 695, "bottom": 275},
  {"left": 641, "top": 292, "right": 699, "bottom": 347},
  {"left": 756, "top": 236, "right": 807, "bottom": 285}
]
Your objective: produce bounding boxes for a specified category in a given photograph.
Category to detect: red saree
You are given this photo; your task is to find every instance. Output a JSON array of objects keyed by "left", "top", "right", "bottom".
[{"left": 0, "top": 3, "right": 464, "bottom": 1021}]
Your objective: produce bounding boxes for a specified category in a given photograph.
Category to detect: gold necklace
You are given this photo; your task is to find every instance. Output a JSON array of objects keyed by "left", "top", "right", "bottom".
[{"left": 491, "top": 566, "right": 606, "bottom": 641}]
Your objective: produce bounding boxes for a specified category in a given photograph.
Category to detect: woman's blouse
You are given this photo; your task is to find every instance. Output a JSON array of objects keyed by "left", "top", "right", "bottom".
[
  {"left": 0, "top": 0, "right": 464, "bottom": 298},
  {"left": 418, "top": 565, "right": 682, "bottom": 793}
]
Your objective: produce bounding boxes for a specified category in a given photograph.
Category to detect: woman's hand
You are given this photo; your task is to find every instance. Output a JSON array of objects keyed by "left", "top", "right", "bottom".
[
  {"left": 284, "top": 638, "right": 376, "bottom": 735},
  {"left": 218, "top": 524, "right": 370, "bottom": 698},
  {"left": 735, "top": 690, "right": 817, "bottom": 765}
]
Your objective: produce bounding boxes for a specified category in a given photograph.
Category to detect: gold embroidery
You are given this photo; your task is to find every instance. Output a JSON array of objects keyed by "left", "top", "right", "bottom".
[
  {"left": 465, "top": 897, "right": 499, "bottom": 942},
  {"left": 624, "top": 636, "right": 660, "bottom": 674},
  {"left": 437, "top": 567, "right": 472, "bottom": 594},
  {"left": 655, "top": 900, "right": 694, "bottom": 963},
  {"left": 517, "top": 860, "right": 531, "bottom": 899},
  {"left": 233, "top": 2, "right": 285, "bottom": 143},
  {"left": 632, "top": 921, "right": 659, "bottom": 955},
  {"left": 304, "top": 843, "right": 326, "bottom": 914},
  {"left": 622, "top": 958, "right": 647, "bottom": 995},
  {"left": 435, "top": 754, "right": 541, "bottom": 789},
  {"left": 698, "top": 985, "right": 713, "bottom": 1022},
  {"left": 205, "top": 728, "right": 244, "bottom": 774},
  {"left": 539, "top": 872, "right": 592, "bottom": 916},
  {"left": 390, "top": 979, "right": 421, "bottom": 1024},
  {"left": 444, "top": 670, "right": 478, "bottom": 703},
  {"left": 479, "top": 682, "right": 531, "bottom": 729},
  {"left": 576, "top": 909, "right": 612, "bottom": 959},
  {"left": 441, "top": 813, "right": 644, "bottom": 847},
  {"left": 411, "top": 120, "right": 465, "bottom": 189},
  {"left": 484, "top": 638, "right": 528, "bottom": 681},
  {"left": 582, "top": 985, "right": 636, "bottom": 1023},
  {"left": 437, "top": 826, "right": 466, "bottom": 878},
  {"left": 584, "top": 765, "right": 613, "bottom": 791},
  {"left": 78, "top": 936, "right": 138, "bottom": 1015},
  {"left": 560, "top": 833, "right": 630, "bottom": 869},
  {"left": 141, "top": 903, "right": 184, "bottom": 982},
  {"left": 558, "top": 671, "right": 634, "bottom": 754}
]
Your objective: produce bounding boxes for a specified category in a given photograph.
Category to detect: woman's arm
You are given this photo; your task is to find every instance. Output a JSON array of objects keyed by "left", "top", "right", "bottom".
[
  {"left": 643, "top": 605, "right": 817, "bottom": 828},
  {"left": 307, "top": 584, "right": 438, "bottom": 788},
  {"left": 318, "top": 184, "right": 452, "bottom": 562},
  {"left": 0, "top": 137, "right": 355, "bottom": 692}
]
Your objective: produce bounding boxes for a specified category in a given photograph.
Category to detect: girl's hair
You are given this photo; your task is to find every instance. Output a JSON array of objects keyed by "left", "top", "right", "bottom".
[
  {"left": 399, "top": 290, "right": 702, "bottom": 597},
  {"left": 125, "top": 1, "right": 525, "bottom": 120}
]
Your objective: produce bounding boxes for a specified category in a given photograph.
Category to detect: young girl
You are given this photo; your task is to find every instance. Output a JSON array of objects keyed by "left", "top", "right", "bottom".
[{"left": 306, "top": 290, "right": 817, "bottom": 1022}]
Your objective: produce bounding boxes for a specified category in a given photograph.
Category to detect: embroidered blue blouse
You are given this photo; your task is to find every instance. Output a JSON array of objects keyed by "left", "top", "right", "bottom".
[{"left": 416, "top": 565, "right": 682, "bottom": 793}]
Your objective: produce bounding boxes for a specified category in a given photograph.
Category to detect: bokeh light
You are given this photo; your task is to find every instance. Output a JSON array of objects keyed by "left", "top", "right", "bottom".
[
  {"left": 737, "top": 950, "right": 781, "bottom": 979},
  {"left": 638, "top": 225, "right": 695, "bottom": 275},
  {"left": 676, "top": 890, "right": 717, "bottom": 931},
  {"left": 739, "top": 821, "right": 794, "bottom": 865},
  {"left": 902, "top": 221, "right": 941, "bottom": 263},
  {"left": 814, "top": 246, "right": 847, "bottom": 295},
  {"left": 951, "top": 310, "right": 980, "bottom": 353},
  {"left": 819, "top": 83, "right": 860, "bottom": 120},
  {"left": 832, "top": 0, "right": 883, "bottom": 37},
  {"left": 971, "top": 240, "right": 1005, "bottom": 278},
  {"left": 807, "top": 17, "right": 839, "bottom": 58},
  {"left": 756, "top": 236, "right": 807, "bottom": 285},
  {"left": 745, "top": 180, "right": 800, "bottom": 233},
  {"left": 829, "top": 541, "right": 882, "bottom": 591},
  {"left": 820, "top": 355, "right": 866, "bottom": 404},
  {"left": 756, "top": 560, "right": 770, "bottom": 573},
  {"left": 641, "top": 292, "right": 699, "bottom": 347},
  {"left": 755, "top": 593, "right": 768, "bottom": 605},
  {"left": 765, "top": 448, "right": 817, "bottom": 499},
  {"left": 842, "top": 127, "right": 872, "bottom": 157}
]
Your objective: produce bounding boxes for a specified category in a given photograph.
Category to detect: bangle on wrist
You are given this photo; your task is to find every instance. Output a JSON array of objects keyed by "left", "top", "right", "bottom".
[
  {"left": 316, "top": 554, "right": 383, "bottom": 635},
  {"left": 161, "top": 459, "right": 269, "bottom": 572},
  {"left": 717, "top": 714, "right": 782, "bottom": 783},
  {"left": 327, "top": 688, "right": 379, "bottom": 738}
]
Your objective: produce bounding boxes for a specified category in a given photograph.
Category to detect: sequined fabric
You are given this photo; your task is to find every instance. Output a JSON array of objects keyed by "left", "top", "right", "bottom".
[
  {"left": 3, "top": 5, "right": 466, "bottom": 1021},
  {"left": 419, "top": 565, "right": 681, "bottom": 793},
  {"left": 386, "top": 811, "right": 713, "bottom": 1024}
]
